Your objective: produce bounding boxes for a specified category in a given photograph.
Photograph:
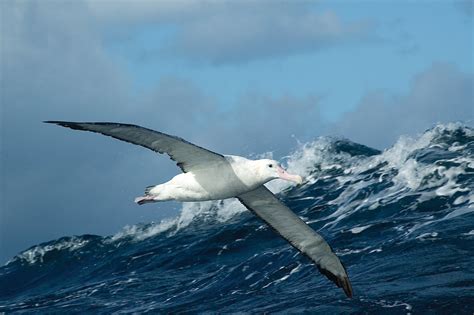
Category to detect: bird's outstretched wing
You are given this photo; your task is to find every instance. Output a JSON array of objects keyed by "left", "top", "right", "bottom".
[
  {"left": 45, "top": 121, "right": 226, "bottom": 173},
  {"left": 237, "top": 186, "right": 353, "bottom": 298}
]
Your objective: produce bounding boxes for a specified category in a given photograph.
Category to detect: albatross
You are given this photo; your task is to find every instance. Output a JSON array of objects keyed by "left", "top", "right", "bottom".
[{"left": 45, "top": 121, "right": 353, "bottom": 298}]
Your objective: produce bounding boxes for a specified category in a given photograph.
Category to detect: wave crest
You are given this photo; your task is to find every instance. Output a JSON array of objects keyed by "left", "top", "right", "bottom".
[{"left": 7, "top": 123, "right": 473, "bottom": 267}]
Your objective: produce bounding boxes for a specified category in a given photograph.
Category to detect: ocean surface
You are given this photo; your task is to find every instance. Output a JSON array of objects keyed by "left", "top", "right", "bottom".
[{"left": 1, "top": 123, "right": 473, "bottom": 314}]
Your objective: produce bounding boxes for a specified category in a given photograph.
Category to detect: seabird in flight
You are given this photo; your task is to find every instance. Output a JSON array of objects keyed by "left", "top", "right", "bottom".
[{"left": 45, "top": 121, "right": 353, "bottom": 298}]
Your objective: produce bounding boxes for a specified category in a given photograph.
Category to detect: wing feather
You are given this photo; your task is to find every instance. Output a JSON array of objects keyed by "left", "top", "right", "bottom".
[
  {"left": 45, "top": 121, "right": 226, "bottom": 172},
  {"left": 237, "top": 186, "right": 353, "bottom": 298}
]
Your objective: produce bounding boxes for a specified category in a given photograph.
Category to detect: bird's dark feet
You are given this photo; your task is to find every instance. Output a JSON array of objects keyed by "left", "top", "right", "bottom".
[{"left": 134, "top": 195, "right": 155, "bottom": 205}]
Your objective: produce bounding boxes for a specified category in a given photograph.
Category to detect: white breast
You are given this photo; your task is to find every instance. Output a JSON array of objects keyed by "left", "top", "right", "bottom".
[{"left": 161, "top": 156, "right": 265, "bottom": 201}]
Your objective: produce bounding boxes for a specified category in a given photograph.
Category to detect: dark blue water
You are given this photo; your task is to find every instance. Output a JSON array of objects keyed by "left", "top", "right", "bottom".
[{"left": 1, "top": 123, "right": 473, "bottom": 313}]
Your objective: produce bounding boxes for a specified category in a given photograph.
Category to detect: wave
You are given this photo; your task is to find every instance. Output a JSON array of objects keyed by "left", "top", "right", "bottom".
[{"left": 1, "top": 122, "right": 473, "bottom": 313}]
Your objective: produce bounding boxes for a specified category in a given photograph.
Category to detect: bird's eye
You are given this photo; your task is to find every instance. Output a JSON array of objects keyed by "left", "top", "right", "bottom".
[{"left": 268, "top": 164, "right": 273, "bottom": 168}]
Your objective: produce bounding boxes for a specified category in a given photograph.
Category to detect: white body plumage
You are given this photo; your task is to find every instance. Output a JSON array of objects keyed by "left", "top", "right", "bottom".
[{"left": 145, "top": 156, "right": 301, "bottom": 202}]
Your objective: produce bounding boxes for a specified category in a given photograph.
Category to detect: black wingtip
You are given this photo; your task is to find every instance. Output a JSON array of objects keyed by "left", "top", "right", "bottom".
[
  {"left": 43, "top": 121, "right": 85, "bottom": 131},
  {"left": 44, "top": 120, "right": 68, "bottom": 126},
  {"left": 331, "top": 273, "right": 354, "bottom": 298},
  {"left": 44, "top": 120, "right": 70, "bottom": 125},
  {"left": 318, "top": 266, "right": 354, "bottom": 298},
  {"left": 339, "top": 275, "right": 353, "bottom": 298}
]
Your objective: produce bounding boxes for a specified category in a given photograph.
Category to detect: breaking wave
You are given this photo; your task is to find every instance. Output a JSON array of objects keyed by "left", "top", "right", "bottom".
[{"left": 1, "top": 123, "right": 473, "bottom": 313}]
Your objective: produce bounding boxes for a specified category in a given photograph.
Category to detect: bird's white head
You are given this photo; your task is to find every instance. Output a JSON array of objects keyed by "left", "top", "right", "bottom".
[{"left": 256, "top": 159, "right": 303, "bottom": 185}]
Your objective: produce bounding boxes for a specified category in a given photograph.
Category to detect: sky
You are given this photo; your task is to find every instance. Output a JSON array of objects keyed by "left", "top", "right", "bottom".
[{"left": 1, "top": 0, "right": 473, "bottom": 263}]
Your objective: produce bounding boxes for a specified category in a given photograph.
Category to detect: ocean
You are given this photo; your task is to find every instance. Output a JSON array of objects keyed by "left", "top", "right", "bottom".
[{"left": 1, "top": 123, "right": 473, "bottom": 313}]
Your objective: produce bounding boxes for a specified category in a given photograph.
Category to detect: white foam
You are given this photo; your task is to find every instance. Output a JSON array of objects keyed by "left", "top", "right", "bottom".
[
  {"left": 261, "top": 263, "right": 303, "bottom": 289},
  {"left": 266, "top": 138, "right": 337, "bottom": 193},
  {"left": 108, "top": 198, "right": 248, "bottom": 243},
  {"left": 369, "top": 248, "right": 382, "bottom": 253},
  {"left": 329, "top": 124, "right": 473, "bottom": 233},
  {"left": 108, "top": 218, "right": 176, "bottom": 243},
  {"left": 337, "top": 246, "right": 372, "bottom": 256},
  {"left": 8, "top": 237, "right": 90, "bottom": 265},
  {"left": 353, "top": 123, "right": 473, "bottom": 193},
  {"left": 245, "top": 271, "right": 259, "bottom": 280},
  {"left": 274, "top": 264, "right": 302, "bottom": 284},
  {"left": 416, "top": 232, "right": 439, "bottom": 240},
  {"left": 349, "top": 224, "right": 372, "bottom": 234},
  {"left": 454, "top": 195, "right": 469, "bottom": 205},
  {"left": 377, "top": 299, "right": 413, "bottom": 311}
]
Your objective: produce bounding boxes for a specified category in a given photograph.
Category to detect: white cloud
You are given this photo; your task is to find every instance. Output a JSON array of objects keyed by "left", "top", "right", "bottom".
[
  {"left": 84, "top": 1, "right": 375, "bottom": 64},
  {"left": 332, "top": 62, "right": 474, "bottom": 149},
  {"left": 84, "top": 0, "right": 202, "bottom": 24},
  {"left": 168, "top": 6, "right": 373, "bottom": 63}
]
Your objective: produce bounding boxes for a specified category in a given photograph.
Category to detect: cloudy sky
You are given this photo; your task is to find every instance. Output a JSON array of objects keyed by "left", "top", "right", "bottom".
[{"left": 1, "top": 0, "right": 472, "bottom": 263}]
